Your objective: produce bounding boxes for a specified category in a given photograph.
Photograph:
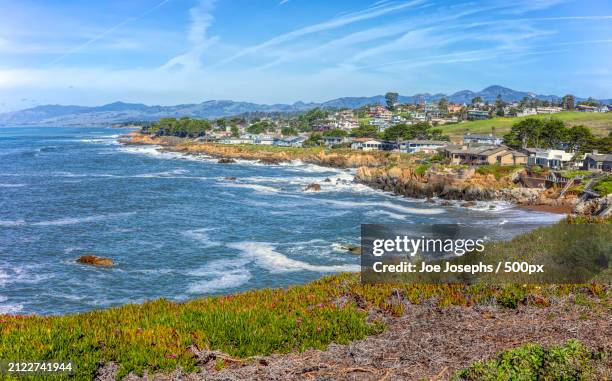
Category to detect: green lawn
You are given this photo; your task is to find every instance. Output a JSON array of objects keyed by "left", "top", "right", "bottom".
[{"left": 440, "top": 112, "right": 612, "bottom": 140}]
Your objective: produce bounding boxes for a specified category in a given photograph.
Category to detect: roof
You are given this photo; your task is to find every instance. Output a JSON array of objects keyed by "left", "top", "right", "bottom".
[
  {"left": 445, "top": 145, "right": 507, "bottom": 156},
  {"left": 403, "top": 140, "right": 448, "bottom": 145},
  {"left": 463, "top": 134, "right": 500, "bottom": 140},
  {"left": 586, "top": 153, "right": 612, "bottom": 162}
]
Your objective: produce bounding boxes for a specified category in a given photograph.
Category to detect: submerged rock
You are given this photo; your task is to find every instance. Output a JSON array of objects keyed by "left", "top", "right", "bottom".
[
  {"left": 77, "top": 255, "right": 114, "bottom": 267},
  {"left": 218, "top": 158, "right": 236, "bottom": 164},
  {"left": 461, "top": 201, "right": 477, "bottom": 208},
  {"left": 304, "top": 183, "right": 321, "bottom": 192},
  {"left": 224, "top": 176, "right": 237, "bottom": 181},
  {"left": 258, "top": 157, "right": 282, "bottom": 165},
  {"left": 342, "top": 245, "right": 362, "bottom": 255},
  {"left": 324, "top": 178, "right": 332, "bottom": 182}
]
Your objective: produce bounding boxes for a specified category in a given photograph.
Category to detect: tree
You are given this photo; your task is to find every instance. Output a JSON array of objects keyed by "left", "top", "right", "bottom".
[
  {"left": 350, "top": 125, "right": 380, "bottom": 138},
  {"left": 566, "top": 125, "right": 593, "bottom": 152},
  {"left": 322, "top": 129, "right": 348, "bottom": 137},
  {"left": 495, "top": 95, "right": 506, "bottom": 117},
  {"left": 471, "top": 96, "right": 482, "bottom": 106},
  {"left": 230, "top": 125, "right": 240, "bottom": 137},
  {"left": 281, "top": 127, "right": 298, "bottom": 136},
  {"left": 438, "top": 97, "right": 449, "bottom": 113},
  {"left": 503, "top": 118, "right": 545, "bottom": 148},
  {"left": 562, "top": 94, "right": 575, "bottom": 110},
  {"left": 385, "top": 92, "right": 399, "bottom": 111}
]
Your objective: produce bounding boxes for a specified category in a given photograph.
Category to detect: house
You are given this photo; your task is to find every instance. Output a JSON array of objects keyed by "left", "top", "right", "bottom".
[
  {"left": 583, "top": 152, "right": 612, "bottom": 172},
  {"left": 322, "top": 136, "right": 348, "bottom": 147},
  {"left": 219, "top": 135, "right": 254, "bottom": 144},
  {"left": 444, "top": 145, "right": 527, "bottom": 165},
  {"left": 516, "top": 108, "right": 537, "bottom": 117},
  {"left": 351, "top": 138, "right": 394, "bottom": 151},
  {"left": 525, "top": 148, "right": 575, "bottom": 169},
  {"left": 467, "top": 110, "right": 490, "bottom": 120},
  {"left": 399, "top": 140, "right": 448, "bottom": 154},
  {"left": 463, "top": 133, "right": 503, "bottom": 146},
  {"left": 576, "top": 104, "right": 597, "bottom": 112},
  {"left": 252, "top": 135, "right": 277, "bottom": 145},
  {"left": 369, "top": 118, "right": 390, "bottom": 131},
  {"left": 447, "top": 104, "right": 464, "bottom": 113},
  {"left": 274, "top": 136, "right": 307, "bottom": 147},
  {"left": 536, "top": 106, "right": 563, "bottom": 114}
]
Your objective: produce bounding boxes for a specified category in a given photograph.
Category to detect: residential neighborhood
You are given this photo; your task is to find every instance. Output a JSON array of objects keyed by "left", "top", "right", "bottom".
[{"left": 143, "top": 90, "right": 611, "bottom": 176}]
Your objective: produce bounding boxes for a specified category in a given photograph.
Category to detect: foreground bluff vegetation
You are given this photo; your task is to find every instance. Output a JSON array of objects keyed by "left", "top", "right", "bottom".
[{"left": 1, "top": 218, "right": 610, "bottom": 380}]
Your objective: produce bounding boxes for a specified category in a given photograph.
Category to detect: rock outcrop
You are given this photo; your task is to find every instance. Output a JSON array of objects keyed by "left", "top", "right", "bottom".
[
  {"left": 77, "top": 255, "right": 114, "bottom": 267},
  {"left": 573, "top": 194, "right": 612, "bottom": 216},
  {"left": 304, "top": 183, "right": 321, "bottom": 192},
  {"left": 218, "top": 158, "right": 236, "bottom": 164}
]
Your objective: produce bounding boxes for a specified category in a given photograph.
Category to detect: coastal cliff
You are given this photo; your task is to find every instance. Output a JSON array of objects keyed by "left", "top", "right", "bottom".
[
  {"left": 121, "top": 132, "right": 612, "bottom": 214},
  {"left": 123, "top": 132, "right": 387, "bottom": 168}
]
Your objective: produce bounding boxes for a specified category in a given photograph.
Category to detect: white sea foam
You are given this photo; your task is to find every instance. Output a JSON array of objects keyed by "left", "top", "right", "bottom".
[
  {"left": 0, "top": 296, "right": 24, "bottom": 314},
  {"left": 0, "top": 219, "right": 25, "bottom": 227},
  {"left": 31, "top": 212, "right": 135, "bottom": 226},
  {"left": 188, "top": 270, "right": 252, "bottom": 294},
  {"left": 182, "top": 228, "right": 221, "bottom": 248},
  {"left": 224, "top": 183, "right": 280, "bottom": 193},
  {"left": 365, "top": 210, "right": 407, "bottom": 220},
  {"left": 187, "top": 258, "right": 252, "bottom": 294},
  {"left": 228, "top": 241, "right": 359, "bottom": 273},
  {"left": 0, "top": 183, "right": 26, "bottom": 188},
  {"left": 320, "top": 199, "right": 444, "bottom": 215}
]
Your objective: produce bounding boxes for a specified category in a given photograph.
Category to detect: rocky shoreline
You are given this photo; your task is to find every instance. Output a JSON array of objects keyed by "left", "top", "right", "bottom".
[{"left": 121, "top": 132, "right": 611, "bottom": 216}]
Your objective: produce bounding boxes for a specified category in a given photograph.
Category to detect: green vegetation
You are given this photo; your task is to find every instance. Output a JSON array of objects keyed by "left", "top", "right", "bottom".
[
  {"left": 246, "top": 120, "right": 274, "bottom": 134},
  {"left": 381, "top": 122, "right": 449, "bottom": 141},
  {"left": 349, "top": 124, "right": 379, "bottom": 138},
  {"left": 440, "top": 112, "right": 612, "bottom": 140},
  {"left": 280, "top": 126, "right": 298, "bottom": 136},
  {"left": 592, "top": 175, "right": 612, "bottom": 196},
  {"left": 475, "top": 165, "right": 522, "bottom": 180},
  {"left": 454, "top": 340, "right": 607, "bottom": 380},
  {"left": 559, "top": 169, "right": 592, "bottom": 178},
  {"left": 503, "top": 118, "right": 611, "bottom": 153},
  {"left": 146, "top": 117, "right": 212, "bottom": 138}
]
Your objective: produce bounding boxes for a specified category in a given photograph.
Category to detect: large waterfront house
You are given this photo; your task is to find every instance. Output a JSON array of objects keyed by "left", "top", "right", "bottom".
[
  {"left": 219, "top": 135, "right": 254, "bottom": 145},
  {"left": 322, "top": 136, "right": 349, "bottom": 147},
  {"left": 525, "top": 148, "right": 575, "bottom": 169},
  {"left": 583, "top": 152, "right": 612, "bottom": 172},
  {"left": 253, "top": 135, "right": 276, "bottom": 145},
  {"left": 536, "top": 106, "right": 563, "bottom": 114},
  {"left": 351, "top": 138, "right": 394, "bottom": 151},
  {"left": 444, "top": 144, "right": 527, "bottom": 165},
  {"left": 399, "top": 140, "right": 448, "bottom": 153},
  {"left": 467, "top": 110, "right": 490, "bottom": 120},
  {"left": 274, "top": 136, "right": 307, "bottom": 148},
  {"left": 463, "top": 133, "right": 503, "bottom": 146}
]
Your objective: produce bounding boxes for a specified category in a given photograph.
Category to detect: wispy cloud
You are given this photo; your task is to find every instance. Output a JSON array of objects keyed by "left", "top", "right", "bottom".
[
  {"left": 160, "top": 0, "right": 218, "bottom": 71},
  {"left": 213, "top": 0, "right": 426, "bottom": 66},
  {"left": 48, "top": 0, "right": 172, "bottom": 66}
]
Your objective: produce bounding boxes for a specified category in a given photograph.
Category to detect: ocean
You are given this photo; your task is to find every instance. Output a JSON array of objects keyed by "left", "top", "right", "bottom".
[{"left": 0, "top": 127, "right": 564, "bottom": 315}]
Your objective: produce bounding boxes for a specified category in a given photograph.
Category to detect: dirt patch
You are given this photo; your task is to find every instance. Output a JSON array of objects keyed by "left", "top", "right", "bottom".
[{"left": 125, "top": 297, "right": 611, "bottom": 380}]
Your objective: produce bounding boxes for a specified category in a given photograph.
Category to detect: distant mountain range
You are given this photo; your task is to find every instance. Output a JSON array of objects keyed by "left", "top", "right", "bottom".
[{"left": 1, "top": 85, "right": 609, "bottom": 126}]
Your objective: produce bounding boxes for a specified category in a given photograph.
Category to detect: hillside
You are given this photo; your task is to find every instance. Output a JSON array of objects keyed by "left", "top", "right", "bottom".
[
  {"left": 440, "top": 111, "right": 612, "bottom": 140},
  {"left": 1, "top": 86, "right": 610, "bottom": 126}
]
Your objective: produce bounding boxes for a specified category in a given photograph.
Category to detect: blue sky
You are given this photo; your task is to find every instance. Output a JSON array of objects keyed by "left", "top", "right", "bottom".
[{"left": 0, "top": 0, "right": 610, "bottom": 111}]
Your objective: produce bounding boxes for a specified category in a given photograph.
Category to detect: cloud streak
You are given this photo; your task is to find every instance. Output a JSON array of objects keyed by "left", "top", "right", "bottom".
[
  {"left": 160, "top": 0, "right": 218, "bottom": 70},
  {"left": 48, "top": 0, "right": 172, "bottom": 66}
]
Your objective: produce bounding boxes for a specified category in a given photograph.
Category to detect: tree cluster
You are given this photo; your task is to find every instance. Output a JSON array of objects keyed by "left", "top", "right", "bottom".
[
  {"left": 503, "top": 118, "right": 611, "bottom": 153},
  {"left": 147, "top": 117, "right": 212, "bottom": 138}
]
